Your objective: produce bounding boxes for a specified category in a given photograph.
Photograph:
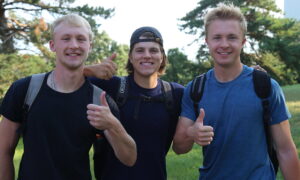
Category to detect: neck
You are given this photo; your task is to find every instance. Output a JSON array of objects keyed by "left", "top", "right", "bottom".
[
  {"left": 133, "top": 73, "right": 158, "bottom": 89},
  {"left": 48, "top": 67, "right": 85, "bottom": 93},
  {"left": 214, "top": 63, "right": 243, "bottom": 82}
]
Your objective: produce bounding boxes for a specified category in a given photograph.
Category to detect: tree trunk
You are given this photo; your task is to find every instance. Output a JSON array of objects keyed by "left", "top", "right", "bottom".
[{"left": 0, "top": 2, "right": 16, "bottom": 53}]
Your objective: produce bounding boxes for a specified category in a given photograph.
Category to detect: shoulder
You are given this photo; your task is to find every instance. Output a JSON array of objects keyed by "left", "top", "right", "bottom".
[
  {"left": 5, "top": 76, "right": 32, "bottom": 98},
  {"left": 0, "top": 75, "right": 32, "bottom": 122}
]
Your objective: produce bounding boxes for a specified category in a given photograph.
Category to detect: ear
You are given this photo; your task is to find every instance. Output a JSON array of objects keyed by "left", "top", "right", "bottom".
[
  {"left": 129, "top": 54, "right": 133, "bottom": 63},
  {"left": 49, "top": 40, "right": 55, "bottom": 52}
]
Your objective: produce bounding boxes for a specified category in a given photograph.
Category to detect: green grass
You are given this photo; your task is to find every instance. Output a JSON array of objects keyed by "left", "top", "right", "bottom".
[{"left": 11, "top": 84, "right": 300, "bottom": 179}]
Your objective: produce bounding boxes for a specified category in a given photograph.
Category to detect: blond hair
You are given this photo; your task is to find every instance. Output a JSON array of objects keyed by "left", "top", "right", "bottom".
[
  {"left": 50, "top": 14, "right": 94, "bottom": 41},
  {"left": 204, "top": 3, "right": 247, "bottom": 36}
]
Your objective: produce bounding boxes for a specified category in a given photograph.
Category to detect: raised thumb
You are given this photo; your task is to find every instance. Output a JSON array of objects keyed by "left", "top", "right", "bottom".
[
  {"left": 100, "top": 91, "right": 108, "bottom": 107},
  {"left": 196, "top": 108, "right": 205, "bottom": 124},
  {"left": 107, "top": 53, "right": 117, "bottom": 61}
]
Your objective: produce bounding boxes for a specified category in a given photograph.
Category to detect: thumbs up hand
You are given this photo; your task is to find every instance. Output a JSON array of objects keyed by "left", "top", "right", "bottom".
[
  {"left": 84, "top": 53, "right": 117, "bottom": 80},
  {"left": 187, "top": 108, "right": 214, "bottom": 146},
  {"left": 87, "top": 91, "right": 116, "bottom": 130}
]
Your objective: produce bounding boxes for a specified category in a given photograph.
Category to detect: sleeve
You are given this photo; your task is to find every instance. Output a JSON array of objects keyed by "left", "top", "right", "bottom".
[
  {"left": 0, "top": 77, "right": 30, "bottom": 123},
  {"left": 269, "top": 79, "right": 291, "bottom": 125},
  {"left": 180, "top": 81, "right": 197, "bottom": 121}
]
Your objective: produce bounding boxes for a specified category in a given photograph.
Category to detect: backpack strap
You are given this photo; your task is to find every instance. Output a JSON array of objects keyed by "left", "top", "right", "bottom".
[
  {"left": 190, "top": 73, "right": 206, "bottom": 118},
  {"left": 161, "top": 80, "right": 174, "bottom": 113},
  {"left": 24, "top": 73, "right": 46, "bottom": 110},
  {"left": 20, "top": 73, "right": 46, "bottom": 135},
  {"left": 116, "top": 76, "right": 128, "bottom": 107},
  {"left": 160, "top": 80, "right": 178, "bottom": 154},
  {"left": 92, "top": 85, "right": 102, "bottom": 106},
  {"left": 252, "top": 69, "right": 278, "bottom": 174}
]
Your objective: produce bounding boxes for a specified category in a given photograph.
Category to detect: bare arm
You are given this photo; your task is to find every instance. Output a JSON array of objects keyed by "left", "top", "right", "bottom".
[
  {"left": 87, "top": 92, "right": 137, "bottom": 166},
  {"left": 271, "top": 120, "right": 300, "bottom": 179},
  {"left": 0, "top": 117, "right": 21, "bottom": 180},
  {"left": 172, "top": 116, "right": 195, "bottom": 154},
  {"left": 103, "top": 120, "right": 137, "bottom": 166},
  {"left": 83, "top": 53, "right": 117, "bottom": 80},
  {"left": 172, "top": 109, "right": 214, "bottom": 154}
]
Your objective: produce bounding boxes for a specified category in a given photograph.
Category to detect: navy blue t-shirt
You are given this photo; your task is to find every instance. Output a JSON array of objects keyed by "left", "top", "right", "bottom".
[
  {"left": 0, "top": 73, "right": 119, "bottom": 180},
  {"left": 90, "top": 75, "right": 184, "bottom": 180}
]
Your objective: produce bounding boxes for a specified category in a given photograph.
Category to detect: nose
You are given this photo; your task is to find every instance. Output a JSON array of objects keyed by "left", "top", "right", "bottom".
[
  {"left": 220, "top": 38, "right": 229, "bottom": 48},
  {"left": 69, "top": 39, "right": 79, "bottom": 48},
  {"left": 142, "top": 50, "right": 151, "bottom": 58}
]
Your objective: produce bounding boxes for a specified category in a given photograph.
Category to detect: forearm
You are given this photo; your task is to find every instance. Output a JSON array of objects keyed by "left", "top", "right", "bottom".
[
  {"left": 172, "top": 117, "right": 197, "bottom": 154},
  {"left": 105, "top": 121, "right": 137, "bottom": 166},
  {"left": 0, "top": 118, "right": 20, "bottom": 180},
  {"left": 172, "top": 130, "right": 194, "bottom": 154},
  {"left": 0, "top": 154, "right": 15, "bottom": 180},
  {"left": 278, "top": 148, "right": 300, "bottom": 180}
]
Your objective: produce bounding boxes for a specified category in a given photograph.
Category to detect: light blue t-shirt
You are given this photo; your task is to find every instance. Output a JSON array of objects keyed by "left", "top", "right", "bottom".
[{"left": 181, "top": 65, "right": 291, "bottom": 180}]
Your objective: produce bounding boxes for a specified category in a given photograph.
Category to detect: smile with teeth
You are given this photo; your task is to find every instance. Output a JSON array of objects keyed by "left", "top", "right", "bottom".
[
  {"left": 66, "top": 52, "right": 81, "bottom": 56},
  {"left": 218, "top": 52, "right": 231, "bottom": 55},
  {"left": 140, "top": 62, "right": 154, "bottom": 65}
]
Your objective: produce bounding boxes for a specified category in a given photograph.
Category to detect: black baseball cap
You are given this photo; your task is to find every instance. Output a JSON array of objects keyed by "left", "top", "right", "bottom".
[{"left": 130, "top": 26, "right": 163, "bottom": 48}]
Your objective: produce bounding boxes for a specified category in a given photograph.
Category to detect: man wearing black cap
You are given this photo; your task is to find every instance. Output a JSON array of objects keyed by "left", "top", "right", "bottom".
[{"left": 85, "top": 26, "right": 184, "bottom": 180}]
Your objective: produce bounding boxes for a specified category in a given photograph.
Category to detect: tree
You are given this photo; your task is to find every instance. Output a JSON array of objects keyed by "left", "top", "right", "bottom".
[
  {"left": 0, "top": 53, "right": 52, "bottom": 102},
  {"left": 0, "top": 0, "right": 114, "bottom": 54},
  {"left": 162, "top": 48, "right": 211, "bottom": 86},
  {"left": 180, "top": 0, "right": 300, "bottom": 84},
  {"left": 87, "top": 31, "right": 129, "bottom": 76}
]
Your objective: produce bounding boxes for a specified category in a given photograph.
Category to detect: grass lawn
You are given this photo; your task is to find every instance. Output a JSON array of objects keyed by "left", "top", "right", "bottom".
[{"left": 11, "top": 84, "right": 300, "bottom": 179}]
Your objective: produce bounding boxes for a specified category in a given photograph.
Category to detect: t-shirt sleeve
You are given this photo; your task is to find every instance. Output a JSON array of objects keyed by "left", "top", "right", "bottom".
[
  {"left": 180, "top": 81, "right": 197, "bottom": 121},
  {"left": 269, "top": 79, "right": 291, "bottom": 125},
  {"left": 0, "top": 77, "right": 30, "bottom": 123}
]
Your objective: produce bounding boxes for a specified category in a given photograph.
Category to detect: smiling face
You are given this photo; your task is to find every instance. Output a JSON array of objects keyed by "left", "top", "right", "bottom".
[
  {"left": 205, "top": 19, "right": 246, "bottom": 68},
  {"left": 49, "top": 22, "right": 92, "bottom": 70},
  {"left": 129, "top": 41, "right": 163, "bottom": 78}
]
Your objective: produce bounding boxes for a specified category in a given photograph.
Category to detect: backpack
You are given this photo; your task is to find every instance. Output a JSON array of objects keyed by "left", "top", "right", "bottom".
[
  {"left": 21, "top": 73, "right": 106, "bottom": 179},
  {"left": 115, "top": 76, "right": 176, "bottom": 153},
  {"left": 189, "top": 69, "right": 279, "bottom": 175}
]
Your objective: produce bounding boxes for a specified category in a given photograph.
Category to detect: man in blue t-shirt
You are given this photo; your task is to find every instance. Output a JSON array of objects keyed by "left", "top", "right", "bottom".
[{"left": 172, "top": 3, "right": 300, "bottom": 179}]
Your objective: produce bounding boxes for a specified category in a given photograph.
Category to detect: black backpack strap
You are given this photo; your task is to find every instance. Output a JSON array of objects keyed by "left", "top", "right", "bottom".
[
  {"left": 161, "top": 80, "right": 174, "bottom": 113},
  {"left": 190, "top": 73, "right": 206, "bottom": 118},
  {"left": 252, "top": 69, "right": 279, "bottom": 174},
  {"left": 116, "top": 76, "right": 128, "bottom": 107},
  {"left": 160, "top": 80, "right": 177, "bottom": 154}
]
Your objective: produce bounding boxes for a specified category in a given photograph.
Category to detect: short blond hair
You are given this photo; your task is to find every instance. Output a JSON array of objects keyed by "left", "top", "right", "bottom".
[
  {"left": 50, "top": 14, "right": 94, "bottom": 41},
  {"left": 204, "top": 3, "right": 247, "bottom": 36}
]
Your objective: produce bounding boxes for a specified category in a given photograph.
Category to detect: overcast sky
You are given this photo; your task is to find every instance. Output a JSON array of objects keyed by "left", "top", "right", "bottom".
[{"left": 75, "top": 0, "right": 283, "bottom": 60}]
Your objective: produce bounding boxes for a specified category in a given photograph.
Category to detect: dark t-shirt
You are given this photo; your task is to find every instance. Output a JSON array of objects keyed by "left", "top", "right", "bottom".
[
  {"left": 0, "top": 73, "right": 119, "bottom": 180},
  {"left": 90, "top": 75, "right": 184, "bottom": 180}
]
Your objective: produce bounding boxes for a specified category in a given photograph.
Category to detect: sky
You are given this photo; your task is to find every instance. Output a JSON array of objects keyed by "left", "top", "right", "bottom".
[
  {"left": 75, "top": 0, "right": 283, "bottom": 61},
  {"left": 75, "top": 0, "right": 200, "bottom": 60}
]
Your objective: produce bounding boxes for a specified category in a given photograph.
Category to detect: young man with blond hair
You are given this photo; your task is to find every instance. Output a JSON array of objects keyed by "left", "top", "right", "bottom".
[
  {"left": 173, "top": 3, "right": 300, "bottom": 179},
  {"left": 0, "top": 14, "right": 136, "bottom": 180}
]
